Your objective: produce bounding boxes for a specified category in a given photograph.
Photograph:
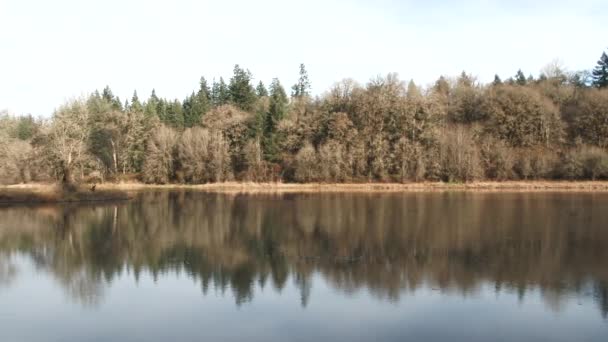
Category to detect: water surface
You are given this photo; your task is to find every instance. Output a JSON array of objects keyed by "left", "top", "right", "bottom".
[{"left": 1, "top": 191, "right": 607, "bottom": 341}]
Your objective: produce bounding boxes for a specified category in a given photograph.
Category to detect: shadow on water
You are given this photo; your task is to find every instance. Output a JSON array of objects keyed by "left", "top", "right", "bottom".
[{"left": 0, "top": 191, "right": 608, "bottom": 318}]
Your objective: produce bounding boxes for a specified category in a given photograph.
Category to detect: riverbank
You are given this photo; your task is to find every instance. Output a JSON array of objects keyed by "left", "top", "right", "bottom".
[
  {"left": 0, "top": 184, "right": 131, "bottom": 204},
  {"left": 4, "top": 181, "right": 608, "bottom": 198}
]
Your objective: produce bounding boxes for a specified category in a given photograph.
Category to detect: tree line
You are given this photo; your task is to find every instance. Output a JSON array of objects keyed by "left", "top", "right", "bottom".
[{"left": 1, "top": 50, "right": 608, "bottom": 185}]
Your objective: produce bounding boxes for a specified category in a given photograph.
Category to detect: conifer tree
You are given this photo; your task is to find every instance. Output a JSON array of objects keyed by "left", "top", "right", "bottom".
[
  {"left": 292, "top": 63, "right": 311, "bottom": 97},
  {"left": 592, "top": 51, "right": 608, "bottom": 88},
  {"left": 263, "top": 78, "right": 288, "bottom": 161},
  {"left": 228, "top": 65, "right": 256, "bottom": 111},
  {"left": 212, "top": 77, "right": 230, "bottom": 107},
  {"left": 493, "top": 75, "right": 503, "bottom": 86},
  {"left": 130, "top": 90, "right": 143, "bottom": 113},
  {"left": 515, "top": 69, "right": 527, "bottom": 86},
  {"left": 145, "top": 89, "right": 159, "bottom": 117},
  {"left": 256, "top": 81, "right": 268, "bottom": 97},
  {"left": 184, "top": 77, "right": 211, "bottom": 127}
]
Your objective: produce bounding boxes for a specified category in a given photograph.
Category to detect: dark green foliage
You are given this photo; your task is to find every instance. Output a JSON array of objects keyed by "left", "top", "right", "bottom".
[
  {"left": 592, "top": 51, "right": 608, "bottom": 88},
  {"left": 15, "top": 115, "right": 37, "bottom": 140},
  {"left": 183, "top": 77, "right": 210, "bottom": 128},
  {"left": 291, "top": 63, "right": 311, "bottom": 98},
  {"left": 515, "top": 69, "right": 527, "bottom": 86},
  {"left": 102, "top": 86, "right": 123, "bottom": 111},
  {"left": 256, "top": 81, "right": 268, "bottom": 97},
  {"left": 493, "top": 75, "right": 502, "bottom": 86},
  {"left": 130, "top": 91, "right": 143, "bottom": 113},
  {"left": 228, "top": 65, "right": 257, "bottom": 111},
  {"left": 262, "top": 79, "right": 288, "bottom": 162},
  {"left": 212, "top": 77, "right": 230, "bottom": 107}
]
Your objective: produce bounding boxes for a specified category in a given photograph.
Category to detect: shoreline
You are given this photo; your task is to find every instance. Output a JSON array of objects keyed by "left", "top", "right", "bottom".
[
  {"left": 3, "top": 181, "right": 608, "bottom": 198},
  {"left": 0, "top": 185, "right": 131, "bottom": 204}
]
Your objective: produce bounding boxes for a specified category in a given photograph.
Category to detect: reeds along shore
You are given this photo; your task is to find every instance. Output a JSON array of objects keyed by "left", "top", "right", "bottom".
[
  {"left": 0, "top": 184, "right": 130, "bottom": 204},
  {"left": 3, "top": 181, "right": 608, "bottom": 202}
]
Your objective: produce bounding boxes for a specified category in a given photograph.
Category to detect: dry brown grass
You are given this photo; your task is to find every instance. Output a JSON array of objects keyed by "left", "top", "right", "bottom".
[
  {"left": 98, "top": 181, "right": 608, "bottom": 193},
  {"left": 3, "top": 181, "right": 608, "bottom": 201},
  {"left": 0, "top": 183, "right": 131, "bottom": 204}
]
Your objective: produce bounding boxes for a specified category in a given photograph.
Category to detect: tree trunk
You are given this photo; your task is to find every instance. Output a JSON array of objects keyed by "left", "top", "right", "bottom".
[{"left": 111, "top": 139, "right": 118, "bottom": 174}]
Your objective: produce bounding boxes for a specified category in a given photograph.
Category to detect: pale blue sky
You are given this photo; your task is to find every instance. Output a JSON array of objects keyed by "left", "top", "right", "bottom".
[{"left": 1, "top": 0, "right": 607, "bottom": 116}]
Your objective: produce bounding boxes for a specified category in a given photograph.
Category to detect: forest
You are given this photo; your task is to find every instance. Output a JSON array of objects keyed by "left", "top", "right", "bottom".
[{"left": 1, "top": 50, "right": 608, "bottom": 185}]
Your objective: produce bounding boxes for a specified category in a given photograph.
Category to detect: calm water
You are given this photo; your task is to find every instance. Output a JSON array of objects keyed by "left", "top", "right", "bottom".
[{"left": 1, "top": 191, "right": 607, "bottom": 342}]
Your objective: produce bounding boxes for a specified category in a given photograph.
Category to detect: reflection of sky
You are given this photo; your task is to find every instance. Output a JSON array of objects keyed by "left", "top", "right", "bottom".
[{"left": 1, "top": 254, "right": 606, "bottom": 342}]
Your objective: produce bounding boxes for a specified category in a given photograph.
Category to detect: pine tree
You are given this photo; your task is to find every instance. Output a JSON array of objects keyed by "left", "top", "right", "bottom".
[
  {"left": 291, "top": 63, "right": 311, "bottom": 97},
  {"left": 184, "top": 77, "right": 211, "bottom": 127},
  {"left": 263, "top": 78, "right": 288, "bottom": 161},
  {"left": 527, "top": 74, "right": 535, "bottom": 84},
  {"left": 592, "top": 51, "right": 608, "bottom": 88},
  {"left": 102, "top": 86, "right": 114, "bottom": 103},
  {"left": 228, "top": 65, "right": 256, "bottom": 111},
  {"left": 493, "top": 74, "right": 503, "bottom": 86},
  {"left": 256, "top": 81, "right": 268, "bottom": 97},
  {"left": 145, "top": 89, "right": 159, "bottom": 117},
  {"left": 130, "top": 90, "right": 143, "bottom": 113},
  {"left": 515, "top": 69, "right": 527, "bottom": 86},
  {"left": 102, "top": 85, "right": 123, "bottom": 110},
  {"left": 212, "top": 77, "right": 230, "bottom": 107},
  {"left": 165, "top": 99, "right": 184, "bottom": 128}
]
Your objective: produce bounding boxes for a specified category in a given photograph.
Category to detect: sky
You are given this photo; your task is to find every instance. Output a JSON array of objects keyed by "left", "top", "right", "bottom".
[{"left": 1, "top": 0, "right": 607, "bottom": 117}]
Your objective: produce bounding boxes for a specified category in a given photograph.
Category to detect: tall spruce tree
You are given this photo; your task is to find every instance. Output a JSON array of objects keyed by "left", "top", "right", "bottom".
[
  {"left": 292, "top": 63, "right": 311, "bottom": 97},
  {"left": 256, "top": 81, "right": 268, "bottom": 97},
  {"left": 515, "top": 69, "right": 527, "bottom": 86},
  {"left": 184, "top": 77, "right": 211, "bottom": 127},
  {"left": 144, "top": 89, "right": 159, "bottom": 117},
  {"left": 493, "top": 74, "right": 503, "bottom": 86},
  {"left": 263, "top": 78, "right": 288, "bottom": 161},
  {"left": 211, "top": 77, "right": 230, "bottom": 107},
  {"left": 228, "top": 65, "right": 256, "bottom": 111},
  {"left": 101, "top": 85, "right": 123, "bottom": 110},
  {"left": 592, "top": 51, "right": 608, "bottom": 88},
  {"left": 130, "top": 90, "right": 143, "bottom": 113}
]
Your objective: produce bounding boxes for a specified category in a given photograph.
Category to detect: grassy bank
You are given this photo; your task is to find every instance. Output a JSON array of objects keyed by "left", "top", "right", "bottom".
[
  {"left": 2, "top": 181, "right": 608, "bottom": 203},
  {"left": 98, "top": 181, "right": 608, "bottom": 193},
  {"left": 0, "top": 184, "right": 131, "bottom": 204}
]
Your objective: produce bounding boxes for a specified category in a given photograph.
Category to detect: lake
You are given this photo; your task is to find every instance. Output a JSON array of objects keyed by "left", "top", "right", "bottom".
[{"left": 1, "top": 191, "right": 607, "bottom": 342}]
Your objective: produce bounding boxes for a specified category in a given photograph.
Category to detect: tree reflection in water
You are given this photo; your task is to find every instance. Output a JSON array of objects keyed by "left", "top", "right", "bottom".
[{"left": 0, "top": 191, "right": 607, "bottom": 318}]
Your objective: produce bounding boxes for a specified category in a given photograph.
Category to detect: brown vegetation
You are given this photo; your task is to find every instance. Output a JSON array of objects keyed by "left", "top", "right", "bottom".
[
  {"left": 2, "top": 59, "right": 608, "bottom": 187},
  {"left": 0, "top": 184, "right": 130, "bottom": 204}
]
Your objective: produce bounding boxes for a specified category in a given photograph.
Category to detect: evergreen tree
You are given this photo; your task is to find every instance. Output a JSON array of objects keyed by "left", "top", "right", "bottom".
[
  {"left": 592, "top": 51, "right": 608, "bottom": 88},
  {"left": 130, "top": 90, "right": 143, "bottom": 113},
  {"left": 515, "top": 69, "right": 527, "bottom": 86},
  {"left": 212, "top": 77, "right": 230, "bottom": 107},
  {"left": 102, "top": 85, "right": 123, "bottom": 110},
  {"left": 256, "top": 81, "right": 268, "bottom": 97},
  {"left": 292, "top": 63, "right": 311, "bottom": 97},
  {"left": 156, "top": 98, "right": 168, "bottom": 122},
  {"left": 228, "top": 65, "right": 256, "bottom": 111},
  {"left": 165, "top": 99, "right": 184, "bottom": 128},
  {"left": 527, "top": 74, "right": 535, "bottom": 84},
  {"left": 263, "top": 78, "right": 288, "bottom": 161},
  {"left": 184, "top": 77, "right": 211, "bottom": 127},
  {"left": 493, "top": 74, "right": 503, "bottom": 86},
  {"left": 145, "top": 89, "right": 159, "bottom": 117},
  {"left": 102, "top": 86, "right": 114, "bottom": 103}
]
